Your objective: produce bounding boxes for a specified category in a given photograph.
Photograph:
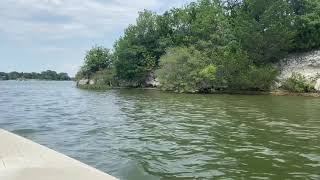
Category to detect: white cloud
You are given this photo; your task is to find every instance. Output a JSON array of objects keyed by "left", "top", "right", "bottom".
[
  {"left": 0, "top": 0, "right": 176, "bottom": 41},
  {"left": 0, "top": 0, "right": 191, "bottom": 76}
]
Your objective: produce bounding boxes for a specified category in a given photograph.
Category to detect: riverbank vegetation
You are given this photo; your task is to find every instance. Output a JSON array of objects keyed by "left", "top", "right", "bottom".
[
  {"left": 281, "top": 73, "right": 316, "bottom": 93},
  {"left": 0, "top": 70, "right": 71, "bottom": 81},
  {"left": 76, "top": 0, "right": 320, "bottom": 93}
]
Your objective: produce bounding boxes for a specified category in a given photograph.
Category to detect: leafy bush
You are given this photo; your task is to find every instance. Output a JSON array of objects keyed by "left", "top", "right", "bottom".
[
  {"left": 214, "top": 46, "right": 278, "bottom": 91},
  {"left": 245, "top": 65, "right": 279, "bottom": 91},
  {"left": 156, "top": 47, "right": 216, "bottom": 93},
  {"left": 281, "top": 73, "right": 315, "bottom": 92},
  {"left": 91, "top": 69, "right": 117, "bottom": 87},
  {"left": 157, "top": 45, "right": 278, "bottom": 93}
]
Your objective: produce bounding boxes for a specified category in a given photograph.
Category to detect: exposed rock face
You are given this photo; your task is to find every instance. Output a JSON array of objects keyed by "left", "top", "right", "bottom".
[
  {"left": 78, "top": 79, "right": 89, "bottom": 86},
  {"left": 278, "top": 49, "right": 320, "bottom": 81},
  {"left": 145, "top": 72, "right": 160, "bottom": 87},
  {"left": 278, "top": 49, "right": 320, "bottom": 91},
  {"left": 89, "top": 80, "right": 95, "bottom": 85},
  {"left": 315, "top": 79, "right": 320, "bottom": 91}
]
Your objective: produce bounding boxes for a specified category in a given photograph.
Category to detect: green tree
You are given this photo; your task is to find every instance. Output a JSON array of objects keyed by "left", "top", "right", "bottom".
[
  {"left": 213, "top": 44, "right": 278, "bottom": 90},
  {"left": 8, "top": 71, "right": 21, "bottom": 80},
  {"left": 114, "top": 10, "right": 161, "bottom": 85},
  {"left": 40, "top": 70, "right": 58, "bottom": 80},
  {"left": 0, "top": 72, "right": 8, "bottom": 80},
  {"left": 58, "top": 73, "right": 71, "bottom": 80},
  {"left": 1, "top": 71, "right": 70, "bottom": 80},
  {"left": 82, "top": 46, "right": 113, "bottom": 77},
  {"left": 232, "top": 0, "right": 296, "bottom": 64},
  {"left": 292, "top": 0, "right": 320, "bottom": 50}
]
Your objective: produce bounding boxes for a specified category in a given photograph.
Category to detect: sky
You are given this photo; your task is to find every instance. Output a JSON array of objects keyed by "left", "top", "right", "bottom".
[{"left": 0, "top": 0, "right": 193, "bottom": 76}]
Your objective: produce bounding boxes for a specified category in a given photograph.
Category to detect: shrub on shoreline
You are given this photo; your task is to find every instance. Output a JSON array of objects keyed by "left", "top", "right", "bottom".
[{"left": 281, "top": 73, "right": 315, "bottom": 93}]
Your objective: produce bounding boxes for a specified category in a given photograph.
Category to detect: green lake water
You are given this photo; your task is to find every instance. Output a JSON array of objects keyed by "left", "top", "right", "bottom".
[{"left": 0, "top": 81, "right": 319, "bottom": 179}]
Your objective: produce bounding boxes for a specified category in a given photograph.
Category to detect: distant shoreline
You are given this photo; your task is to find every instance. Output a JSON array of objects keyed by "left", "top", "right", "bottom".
[{"left": 0, "top": 70, "right": 72, "bottom": 81}]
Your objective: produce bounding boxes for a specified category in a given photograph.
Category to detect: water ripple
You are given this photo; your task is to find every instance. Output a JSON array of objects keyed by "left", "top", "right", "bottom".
[{"left": 0, "top": 81, "right": 319, "bottom": 179}]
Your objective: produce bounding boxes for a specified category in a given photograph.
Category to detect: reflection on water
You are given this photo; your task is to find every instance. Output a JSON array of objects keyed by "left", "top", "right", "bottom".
[{"left": 0, "top": 81, "right": 319, "bottom": 179}]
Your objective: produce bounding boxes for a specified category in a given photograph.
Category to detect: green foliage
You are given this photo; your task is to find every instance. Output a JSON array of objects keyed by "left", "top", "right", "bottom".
[
  {"left": 245, "top": 65, "right": 279, "bottom": 90},
  {"left": 232, "top": 0, "right": 296, "bottom": 64},
  {"left": 0, "top": 71, "right": 71, "bottom": 81},
  {"left": 114, "top": 11, "right": 161, "bottom": 85},
  {"left": 281, "top": 73, "right": 315, "bottom": 92},
  {"left": 199, "top": 65, "right": 217, "bottom": 81},
  {"left": 82, "top": 46, "right": 113, "bottom": 77},
  {"left": 91, "top": 69, "right": 117, "bottom": 87},
  {"left": 156, "top": 45, "right": 278, "bottom": 92},
  {"left": 0, "top": 72, "right": 8, "bottom": 80},
  {"left": 76, "top": 0, "right": 320, "bottom": 92},
  {"left": 8, "top": 71, "right": 21, "bottom": 80},
  {"left": 57, "top": 73, "right": 70, "bottom": 81},
  {"left": 156, "top": 47, "right": 216, "bottom": 93},
  {"left": 293, "top": 0, "right": 320, "bottom": 50},
  {"left": 213, "top": 45, "right": 278, "bottom": 90}
]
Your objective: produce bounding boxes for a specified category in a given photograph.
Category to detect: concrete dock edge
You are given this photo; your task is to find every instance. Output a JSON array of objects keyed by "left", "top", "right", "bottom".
[{"left": 0, "top": 129, "right": 117, "bottom": 180}]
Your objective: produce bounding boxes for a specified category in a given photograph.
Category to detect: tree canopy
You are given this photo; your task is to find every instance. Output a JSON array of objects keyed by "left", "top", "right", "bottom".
[
  {"left": 78, "top": 46, "right": 113, "bottom": 78},
  {"left": 77, "top": 0, "right": 320, "bottom": 92}
]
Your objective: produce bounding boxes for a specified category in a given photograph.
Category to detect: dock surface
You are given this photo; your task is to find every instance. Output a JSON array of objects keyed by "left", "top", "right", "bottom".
[{"left": 0, "top": 129, "right": 117, "bottom": 180}]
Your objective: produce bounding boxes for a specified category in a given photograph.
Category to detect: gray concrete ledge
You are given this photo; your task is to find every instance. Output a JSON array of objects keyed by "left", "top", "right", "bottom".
[{"left": 0, "top": 129, "right": 117, "bottom": 180}]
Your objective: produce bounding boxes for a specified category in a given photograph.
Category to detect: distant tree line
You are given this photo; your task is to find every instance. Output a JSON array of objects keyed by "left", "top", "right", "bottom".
[
  {"left": 77, "top": 0, "right": 320, "bottom": 92},
  {"left": 0, "top": 70, "right": 71, "bottom": 81}
]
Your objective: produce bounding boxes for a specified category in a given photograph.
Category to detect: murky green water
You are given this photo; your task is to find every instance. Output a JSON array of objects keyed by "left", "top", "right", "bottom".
[{"left": 0, "top": 81, "right": 319, "bottom": 179}]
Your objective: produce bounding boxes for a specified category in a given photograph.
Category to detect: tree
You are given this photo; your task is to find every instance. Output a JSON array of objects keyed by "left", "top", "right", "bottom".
[
  {"left": 0, "top": 71, "right": 70, "bottom": 80},
  {"left": 58, "top": 73, "right": 71, "bottom": 80},
  {"left": 8, "top": 71, "right": 21, "bottom": 80},
  {"left": 292, "top": 0, "right": 320, "bottom": 50},
  {"left": 213, "top": 43, "right": 278, "bottom": 90},
  {"left": 114, "top": 10, "right": 161, "bottom": 85},
  {"left": 40, "top": 70, "right": 58, "bottom": 80},
  {"left": 0, "top": 72, "right": 8, "bottom": 80},
  {"left": 82, "top": 46, "right": 113, "bottom": 77},
  {"left": 232, "top": 0, "right": 296, "bottom": 64}
]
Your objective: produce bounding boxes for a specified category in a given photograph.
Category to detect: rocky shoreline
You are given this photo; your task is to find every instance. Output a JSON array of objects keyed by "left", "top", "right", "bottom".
[{"left": 77, "top": 49, "right": 320, "bottom": 95}]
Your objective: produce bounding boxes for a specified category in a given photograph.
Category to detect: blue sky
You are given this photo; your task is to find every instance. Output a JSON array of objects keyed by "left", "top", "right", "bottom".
[{"left": 0, "top": 0, "right": 193, "bottom": 76}]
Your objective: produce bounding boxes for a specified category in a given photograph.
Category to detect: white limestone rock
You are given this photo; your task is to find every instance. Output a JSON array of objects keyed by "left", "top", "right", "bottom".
[
  {"left": 78, "top": 79, "right": 89, "bottom": 85},
  {"left": 89, "top": 79, "right": 95, "bottom": 85},
  {"left": 145, "top": 72, "right": 160, "bottom": 87},
  {"left": 278, "top": 49, "right": 320, "bottom": 82},
  {"left": 315, "top": 79, "right": 320, "bottom": 91}
]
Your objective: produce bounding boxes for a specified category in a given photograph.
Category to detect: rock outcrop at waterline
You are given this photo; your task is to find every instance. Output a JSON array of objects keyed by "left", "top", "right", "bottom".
[
  {"left": 278, "top": 49, "right": 320, "bottom": 91},
  {"left": 77, "top": 49, "right": 320, "bottom": 92},
  {"left": 77, "top": 72, "right": 160, "bottom": 88},
  {"left": 77, "top": 79, "right": 89, "bottom": 86},
  {"left": 145, "top": 72, "right": 160, "bottom": 87}
]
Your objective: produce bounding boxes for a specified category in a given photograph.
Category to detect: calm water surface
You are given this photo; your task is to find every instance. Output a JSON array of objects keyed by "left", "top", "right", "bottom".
[{"left": 0, "top": 81, "right": 319, "bottom": 179}]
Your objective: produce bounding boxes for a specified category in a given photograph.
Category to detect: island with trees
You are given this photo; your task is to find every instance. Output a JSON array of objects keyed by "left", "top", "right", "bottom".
[
  {"left": 76, "top": 0, "right": 320, "bottom": 93},
  {"left": 0, "top": 70, "right": 71, "bottom": 81}
]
